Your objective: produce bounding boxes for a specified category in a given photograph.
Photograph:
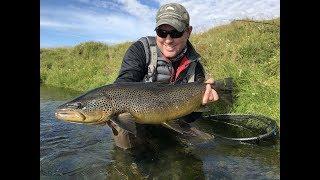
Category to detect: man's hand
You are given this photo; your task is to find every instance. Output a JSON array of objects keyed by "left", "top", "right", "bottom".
[{"left": 202, "top": 78, "right": 219, "bottom": 105}]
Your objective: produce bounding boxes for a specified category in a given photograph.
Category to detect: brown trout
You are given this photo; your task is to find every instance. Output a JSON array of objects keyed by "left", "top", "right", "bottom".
[{"left": 55, "top": 78, "right": 233, "bottom": 125}]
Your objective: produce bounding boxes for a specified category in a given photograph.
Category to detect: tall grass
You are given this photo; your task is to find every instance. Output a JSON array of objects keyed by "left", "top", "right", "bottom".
[{"left": 40, "top": 18, "right": 280, "bottom": 125}]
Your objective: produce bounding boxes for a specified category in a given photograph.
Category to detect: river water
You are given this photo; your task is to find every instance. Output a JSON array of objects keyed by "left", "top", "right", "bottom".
[{"left": 40, "top": 85, "right": 280, "bottom": 179}]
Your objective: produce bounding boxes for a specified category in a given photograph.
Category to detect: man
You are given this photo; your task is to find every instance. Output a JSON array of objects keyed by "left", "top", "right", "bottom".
[{"left": 107, "top": 3, "right": 219, "bottom": 150}]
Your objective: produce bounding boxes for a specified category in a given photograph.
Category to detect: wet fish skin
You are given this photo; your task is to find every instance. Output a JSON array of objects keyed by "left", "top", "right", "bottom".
[{"left": 55, "top": 78, "right": 233, "bottom": 125}]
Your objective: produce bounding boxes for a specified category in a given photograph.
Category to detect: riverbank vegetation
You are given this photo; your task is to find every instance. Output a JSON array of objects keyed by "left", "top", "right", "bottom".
[{"left": 40, "top": 18, "right": 280, "bottom": 125}]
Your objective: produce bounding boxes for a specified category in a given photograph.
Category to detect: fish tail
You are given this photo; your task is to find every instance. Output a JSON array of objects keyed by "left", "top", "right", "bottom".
[{"left": 211, "top": 77, "right": 234, "bottom": 104}]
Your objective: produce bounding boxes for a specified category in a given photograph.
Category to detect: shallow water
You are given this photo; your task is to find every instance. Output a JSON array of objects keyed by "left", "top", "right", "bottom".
[{"left": 40, "top": 85, "right": 280, "bottom": 179}]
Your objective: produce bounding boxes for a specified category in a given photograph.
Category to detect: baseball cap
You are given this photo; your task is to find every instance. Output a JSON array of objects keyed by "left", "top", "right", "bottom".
[{"left": 155, "top": 3, "right": 190, "bottom": 32}]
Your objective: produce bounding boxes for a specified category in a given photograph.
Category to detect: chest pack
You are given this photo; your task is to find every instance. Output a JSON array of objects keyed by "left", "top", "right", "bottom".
[{"left": 138, "top": 36, "right": 201, "bottom": 83}]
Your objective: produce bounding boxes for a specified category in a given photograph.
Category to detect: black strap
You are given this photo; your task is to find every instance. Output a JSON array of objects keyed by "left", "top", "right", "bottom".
[{"left": 139, "top": 36, "right": 157, "bottom": 82}]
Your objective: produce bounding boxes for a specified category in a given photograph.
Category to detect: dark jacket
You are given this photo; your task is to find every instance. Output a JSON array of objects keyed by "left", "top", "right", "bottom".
[{"left": 115, "top": 40, "right": 206, "bottom": 83}]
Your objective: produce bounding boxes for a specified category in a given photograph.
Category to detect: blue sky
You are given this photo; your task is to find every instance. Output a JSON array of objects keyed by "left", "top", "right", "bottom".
[{"left": 40, "top": 0, "right": 280, "bottom": 48}]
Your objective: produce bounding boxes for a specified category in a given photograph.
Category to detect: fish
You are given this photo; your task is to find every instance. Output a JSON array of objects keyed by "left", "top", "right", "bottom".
[{"left": 55, "top": 78, "right": 233, "bottom": 126}]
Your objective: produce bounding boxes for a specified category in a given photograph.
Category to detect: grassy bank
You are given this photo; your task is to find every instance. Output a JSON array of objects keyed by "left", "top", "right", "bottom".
[{"left": 40, "top": 18, "right": 280, "bottom": 125}]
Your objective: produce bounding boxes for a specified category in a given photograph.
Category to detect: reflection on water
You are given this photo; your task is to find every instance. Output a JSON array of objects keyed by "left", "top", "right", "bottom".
[
  {"left": 40, "top": 85, "right": 83, "bottom": 102},
  {"left": 40, "top": 85, "right": 280, "bottom": 179}
]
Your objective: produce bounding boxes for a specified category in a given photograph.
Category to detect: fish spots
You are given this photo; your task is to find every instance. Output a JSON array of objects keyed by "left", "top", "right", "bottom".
[
  {"left": 81, "top": 97, "right": 112, "bottom": 113},
  {"left": 95, "top": 98, "right": 113, "bottom": 112},
  {"left": 58, "top": 82, "right": 207, "bottom": 124}
]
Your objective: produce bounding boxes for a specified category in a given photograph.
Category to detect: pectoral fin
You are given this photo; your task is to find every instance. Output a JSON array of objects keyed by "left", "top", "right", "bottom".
[
  {"left": 110, "top": 113, "right": 137, "bottom": 136},
  {"left": 106, "top": 120, "right": 119, "bottom": 136}
]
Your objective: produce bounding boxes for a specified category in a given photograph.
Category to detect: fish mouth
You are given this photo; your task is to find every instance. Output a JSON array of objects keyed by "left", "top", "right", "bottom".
[
  {"left": 55, "top": 109, "right": 86, "bottom": 123},
  {"left": 55, "top": 109, "right": 106, "bottom": 124}
]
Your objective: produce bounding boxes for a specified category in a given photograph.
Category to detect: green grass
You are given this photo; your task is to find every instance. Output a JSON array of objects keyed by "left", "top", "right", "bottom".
[
  {"left": 40, "top": 41, "right": 130, "bottom": 91},
  {"left": 40, "top": 18, "right": 280, "bottom": 125}
]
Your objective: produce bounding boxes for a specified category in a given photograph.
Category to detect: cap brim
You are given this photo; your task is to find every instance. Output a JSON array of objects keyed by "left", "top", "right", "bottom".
[{"left": 156, "top": 18, "right": 186, "bottom": 32}]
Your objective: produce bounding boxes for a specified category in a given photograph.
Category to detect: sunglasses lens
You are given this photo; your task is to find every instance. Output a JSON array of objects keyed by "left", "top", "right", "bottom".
[
  {"left": 156, "top": 29, "right": 184, "bottom": 38},
  {"left": 156, "top": 29, "right": 168, "bottom": 38},
  {"left": 170, "top": 31, "right": 184, "bottom": 38}
]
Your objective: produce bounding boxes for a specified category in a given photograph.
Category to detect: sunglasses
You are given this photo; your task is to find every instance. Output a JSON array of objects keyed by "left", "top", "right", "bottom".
[{"left": 155, "top": 28, "right": 185, "bottom": 38}]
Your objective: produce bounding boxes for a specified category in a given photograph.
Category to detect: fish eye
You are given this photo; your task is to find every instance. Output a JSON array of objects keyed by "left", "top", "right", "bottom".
[{"left": 67, "top": 102, "right": 82, "bottom": 109}]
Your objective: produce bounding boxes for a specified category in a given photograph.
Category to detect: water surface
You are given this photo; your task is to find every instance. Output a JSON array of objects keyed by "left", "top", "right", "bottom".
[{"left": 40, "top": 85, "right": 280, "bottom": 179}]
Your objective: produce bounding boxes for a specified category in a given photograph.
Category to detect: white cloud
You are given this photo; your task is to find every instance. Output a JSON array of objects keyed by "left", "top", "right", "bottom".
[
  {"left": 154, "top": 0, "right": 279, "bottom": 32},
  {"left": 116, "top": 0, "right": 157, "bottom": 20},
  {"left": 41, "top": 0, "right": 279, "bottom": 47},
  {"left": 74, "top": 0, "right": 157, "bottom": 20},
  {"left": 41, "top": 6, "right": 155, "bottom": 43},
  {"left": 75, "top": 0, "right": 122, "bottom": 10},
  {"left": 40, "top": 19, "right": 75, "bottom": 29}
]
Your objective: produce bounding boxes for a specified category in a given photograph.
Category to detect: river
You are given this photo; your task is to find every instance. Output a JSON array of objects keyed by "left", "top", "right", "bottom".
[{"left": 40, "top": 85, "right": 280, "bottom": 179}]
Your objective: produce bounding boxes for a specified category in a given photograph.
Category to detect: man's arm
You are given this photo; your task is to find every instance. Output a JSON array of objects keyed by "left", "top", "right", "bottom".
[{"left": 114, "top": 41, "right": 147, "bottom": 83}]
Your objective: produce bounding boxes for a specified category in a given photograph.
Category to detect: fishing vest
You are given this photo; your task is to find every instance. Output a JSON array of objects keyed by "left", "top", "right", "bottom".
[{"left": 138, "top": 36, "right": 202, "bottom": 83}]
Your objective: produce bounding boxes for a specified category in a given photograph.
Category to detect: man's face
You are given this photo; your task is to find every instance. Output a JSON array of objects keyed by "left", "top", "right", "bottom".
[{"left": 156, "top": 24, "right": 192, "bottom": 59}]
